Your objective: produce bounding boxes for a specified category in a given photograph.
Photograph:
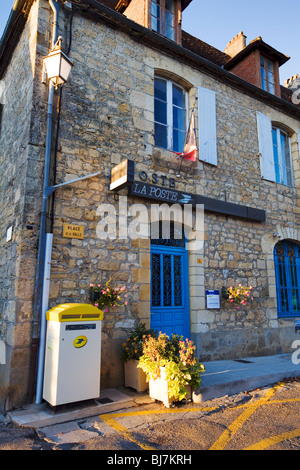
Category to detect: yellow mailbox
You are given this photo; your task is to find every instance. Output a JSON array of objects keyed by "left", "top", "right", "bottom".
[{"left": 43, "top": 304, "right": 103, "bottom": 407}]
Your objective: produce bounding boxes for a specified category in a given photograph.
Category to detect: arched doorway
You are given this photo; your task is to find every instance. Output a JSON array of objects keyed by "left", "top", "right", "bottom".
[
  {"left": 150, "top": 222, "right": 190, "bottom": 338},
  {"left": 274, "top": 240, "right": 300, "bottom": 317}
]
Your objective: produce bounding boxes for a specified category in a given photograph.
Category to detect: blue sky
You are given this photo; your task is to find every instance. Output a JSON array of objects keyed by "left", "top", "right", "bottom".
[{"left": 0, "top": 0, "right": 298, "bottom": 84}]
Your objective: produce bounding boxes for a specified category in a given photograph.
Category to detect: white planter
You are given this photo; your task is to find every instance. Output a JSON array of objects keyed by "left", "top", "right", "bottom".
[
  {"left": 149, "top": 367, "right": 172, "bottom": 407},
  {"left": 124, "top": 359, "right": 148, "bottom": 393},
  {"left": 149, "top": 367, "right": 192, "bottom": 408}
]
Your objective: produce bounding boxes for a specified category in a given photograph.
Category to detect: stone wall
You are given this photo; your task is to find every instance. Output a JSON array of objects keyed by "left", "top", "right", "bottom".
[
  {"left": 49, "top": 9, "right": 300, "bottom": 379},
  {"left": 0, "top": 0, "right": 43, "bottom": 410},
  {"left": 1, "top": 0, "right": 300, "bottom": 409}
]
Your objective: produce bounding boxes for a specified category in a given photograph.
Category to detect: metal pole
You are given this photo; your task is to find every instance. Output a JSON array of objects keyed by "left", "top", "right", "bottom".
[
  {"left": 35, "top": 234, "right": 53, "bottom": 403},
  {"left": 34, "top": 0, "right": 59, "bottom": 404}
]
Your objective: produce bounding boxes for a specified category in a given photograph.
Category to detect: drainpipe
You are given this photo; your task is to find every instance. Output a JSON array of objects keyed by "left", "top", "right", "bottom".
[{"left": 34, "top": 0, "right": 59, "bottom": 405}]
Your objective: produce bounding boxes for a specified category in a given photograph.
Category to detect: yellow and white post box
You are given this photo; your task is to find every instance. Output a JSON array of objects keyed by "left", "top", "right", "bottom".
[{"left": 43, "top": 304, "right": 103, "bottom": 406}]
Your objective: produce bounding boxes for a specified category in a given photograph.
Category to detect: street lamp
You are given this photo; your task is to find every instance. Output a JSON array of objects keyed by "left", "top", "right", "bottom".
[
  {"left": 35, "top": 35, "right": 73, "bottom": 404},
  {"left": 43, "top": 36, "right": 73, "bottom": 87}
]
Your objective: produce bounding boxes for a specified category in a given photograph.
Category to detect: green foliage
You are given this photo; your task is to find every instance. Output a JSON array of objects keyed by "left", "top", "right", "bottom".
[
  {"left": 89, "top": 278, "right": 127, "bottom": 312},
  {"left": 138, "top": 332, "right": 205, "bottom": 402},
  {"left": 121, "top": 323, "right": 156, "bottom": 362}
]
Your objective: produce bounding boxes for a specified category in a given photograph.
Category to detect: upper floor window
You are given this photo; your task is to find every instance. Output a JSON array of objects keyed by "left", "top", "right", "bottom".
[
  {"left": 272, "top": 127, "right": 293, "bottom": 186},
  {"left": 151, "top": 0, "right": 175, "bottom": 40},
  {"left": 260, "top": 56, "right": 275, "bottom": 94},
  {"left": 154, "top": 77, "right": 186, "bottom": 153},
  {"left": 257, "top": 112, "right": 294, "bottom": 187}
]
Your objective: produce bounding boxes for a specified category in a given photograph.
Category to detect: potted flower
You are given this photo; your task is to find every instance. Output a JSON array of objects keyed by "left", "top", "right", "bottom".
[
  {"left": 138, "top": 332, "right": 205, "bottom": 407},
  {"left": 225, "top": 284, "right": 254, "bottom": 309},
  {"left": 89, "top": 278, "right": 127, "bottom": 312},
  {"left": 121, "top": 323, "right": 156, "bottom": 393}
]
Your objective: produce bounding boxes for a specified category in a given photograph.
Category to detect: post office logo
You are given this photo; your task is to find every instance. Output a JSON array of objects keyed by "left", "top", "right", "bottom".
[{"left": 73, "top": 336, "right": 88, "bottom": 348}]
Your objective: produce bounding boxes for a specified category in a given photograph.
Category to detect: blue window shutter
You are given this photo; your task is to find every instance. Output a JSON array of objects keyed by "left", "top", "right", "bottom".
[
  {"left": 256, "top": 112, "right": 276, "bottom": 182},
  {"left": 198, "top": 87, "right": 218, "bottom": 166}
]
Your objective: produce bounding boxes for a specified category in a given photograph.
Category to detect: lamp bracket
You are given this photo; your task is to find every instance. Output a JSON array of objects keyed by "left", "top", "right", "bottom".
[{"left": 45, "top": 171, "right": 101, "bottom": 197}]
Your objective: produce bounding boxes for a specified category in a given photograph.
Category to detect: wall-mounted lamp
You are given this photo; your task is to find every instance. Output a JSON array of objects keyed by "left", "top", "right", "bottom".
[{"left": 43, "top": 36, "right": 73, "bottom": 88}]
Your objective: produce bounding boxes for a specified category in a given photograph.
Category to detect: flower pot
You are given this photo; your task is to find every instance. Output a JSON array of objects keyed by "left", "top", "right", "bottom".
[
  {"left": 148, "top": 367, "right": 192, "bottom": 408},
  {"left": 149, "top": 367, "right": 172, "bottom": 407},
  {"left": 124, "top": 359, "right": 148, "bottom": 393}
]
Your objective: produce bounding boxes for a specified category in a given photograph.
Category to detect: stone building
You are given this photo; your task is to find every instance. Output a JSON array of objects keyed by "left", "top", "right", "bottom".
[{"left": 0, "top": 0, "right": 300, "bottom": 411}]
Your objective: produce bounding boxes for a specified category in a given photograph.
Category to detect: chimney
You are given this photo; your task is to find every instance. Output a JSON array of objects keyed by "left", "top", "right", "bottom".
[
  {"left": 284, "top": 74, "right": 300, "bottom": 88},
  {"left": 225, "top": 31, "right": 247, "bottom": 57}
]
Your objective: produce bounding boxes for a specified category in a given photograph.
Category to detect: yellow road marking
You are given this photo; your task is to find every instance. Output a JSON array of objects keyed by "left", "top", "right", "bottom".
[
  {"left": 101, "top": 415, "right": 157, "bottom": 451},
  {"left": 209, "top": 382, "right": 285, "bottom": 451},
  {"left": 244, "top": 429, "right": 300, "bottom": 450},
  {"left": 100, "top": 405, "right": 219, "bottom": 420},
  {"left": 99, "top": 405, "right": 220, "bottom": 450},
  {"left": 98, "top": 382, "right": 299, "bottom": 451}
]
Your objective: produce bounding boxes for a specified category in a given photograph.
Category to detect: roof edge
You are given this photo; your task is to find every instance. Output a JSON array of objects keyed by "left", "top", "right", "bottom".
[{"left": 0, "top": 0, "right": 32, "bottom": 79}]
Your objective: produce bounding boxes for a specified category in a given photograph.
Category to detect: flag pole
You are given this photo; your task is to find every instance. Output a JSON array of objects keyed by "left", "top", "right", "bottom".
[
  {"left": 176, "top": 153, "right": 184, "bottom": 178},
  {"left": 176, "top": 102, "right": 196, "bottom": 178}
]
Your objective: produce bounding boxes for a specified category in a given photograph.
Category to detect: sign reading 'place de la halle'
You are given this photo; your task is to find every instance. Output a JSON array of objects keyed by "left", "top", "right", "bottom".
[{"left": 63, "top": 224, "right": 84, "bottom": 240}]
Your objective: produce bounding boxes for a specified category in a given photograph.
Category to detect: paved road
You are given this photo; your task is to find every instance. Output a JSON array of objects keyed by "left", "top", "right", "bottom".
[{"left": 1, "top": 377, "right": 300, "bottom": 452}]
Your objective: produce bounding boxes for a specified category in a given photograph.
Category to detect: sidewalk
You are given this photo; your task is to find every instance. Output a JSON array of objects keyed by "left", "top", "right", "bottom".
[
  {"left": 193, "top": 352, "right": 300, "bottom": 402},
  {"left": 8, "top": 353, "right": 300, "bottom": 429}
]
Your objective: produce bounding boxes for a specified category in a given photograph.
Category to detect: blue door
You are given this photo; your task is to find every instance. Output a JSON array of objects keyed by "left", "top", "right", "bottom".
[{"left": 151, "top": 228, "right": 190, "bottom": 339}]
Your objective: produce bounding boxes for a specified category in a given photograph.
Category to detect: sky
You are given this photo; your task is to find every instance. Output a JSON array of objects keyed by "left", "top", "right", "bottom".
[{"left": 0, "top": 0, "right": 298, "bottom": 85}]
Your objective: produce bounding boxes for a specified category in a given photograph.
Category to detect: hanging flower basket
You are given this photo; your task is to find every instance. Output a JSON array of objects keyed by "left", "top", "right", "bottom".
[
  {"left": 89, "top": 278, "right": 128, "bottom": 312},
  {"left": 225, "top": 284, "right": 254, "bottom": 309}
]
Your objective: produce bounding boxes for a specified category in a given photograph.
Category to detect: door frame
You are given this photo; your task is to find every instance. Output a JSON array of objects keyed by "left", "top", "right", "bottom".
[{"left": 150, "top": 242, "right": 190, "bottom": 338}]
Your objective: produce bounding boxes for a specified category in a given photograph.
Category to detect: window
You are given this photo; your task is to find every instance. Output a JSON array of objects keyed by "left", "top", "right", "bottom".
[
  {"left": 154, "top": 77, "right": 186, "bottom": 153},
  {"left": 272, "top": 127, "right": 293, "bottom": 186},
  {"left": 260, "top": 56, "right": 275, "bottom": 94},
  {"left": 274, "top": 241, "right": 300, "bottom": 318},
  {"left": 151, "top": 0, "right": 175, "bottom": 40},
  {"left": 257, "top": 112, "right": 294, "bottom": 186}
]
